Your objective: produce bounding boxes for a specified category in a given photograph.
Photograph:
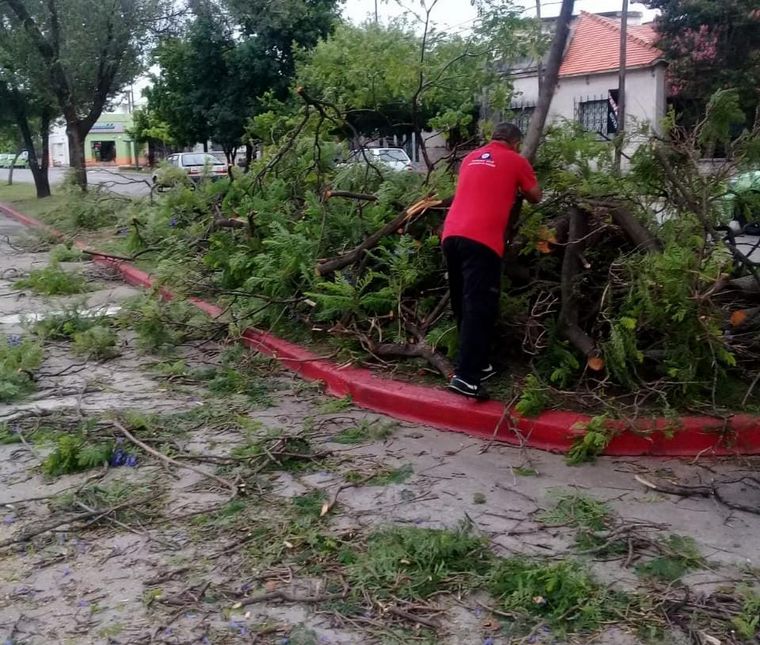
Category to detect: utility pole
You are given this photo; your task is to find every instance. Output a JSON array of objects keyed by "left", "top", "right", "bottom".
[
  {"left": 536, "top": 0, "right": 544, "bottom": 96},
  {"left": 374, "top": 0, "right": 378, "bottom": 24},
  {"left": 615, "top": 0, "right": 629, "bottom": 172}
]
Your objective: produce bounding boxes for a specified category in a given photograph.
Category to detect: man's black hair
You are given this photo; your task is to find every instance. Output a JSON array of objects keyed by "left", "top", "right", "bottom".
[{"left": 492, "top": 122, "right": 523, "bottom": 144}]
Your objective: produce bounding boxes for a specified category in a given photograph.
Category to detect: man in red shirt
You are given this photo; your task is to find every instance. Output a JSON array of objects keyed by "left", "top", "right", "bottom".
[{"left": 441, "top": 123, "right": 542, "bottom": 399}]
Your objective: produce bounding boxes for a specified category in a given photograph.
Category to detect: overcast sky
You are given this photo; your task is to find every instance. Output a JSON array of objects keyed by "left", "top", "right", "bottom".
[{"left": 343, "top": 0, "right": 658, "bottom": 30}]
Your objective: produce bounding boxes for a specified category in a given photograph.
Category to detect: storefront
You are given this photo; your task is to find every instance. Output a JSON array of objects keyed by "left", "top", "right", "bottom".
[{"left": 84, "top": 113, "right": 143, "bottom": 166}]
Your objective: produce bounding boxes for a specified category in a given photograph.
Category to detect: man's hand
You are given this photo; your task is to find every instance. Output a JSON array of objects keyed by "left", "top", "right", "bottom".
[{"left": 522, "top": 184, "right": 542, "bottom": 204}]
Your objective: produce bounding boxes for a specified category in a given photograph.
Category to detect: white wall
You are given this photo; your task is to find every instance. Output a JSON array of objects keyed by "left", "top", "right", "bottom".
[{"left": 511, "top": 63, "right": 667, "bottom": 135}]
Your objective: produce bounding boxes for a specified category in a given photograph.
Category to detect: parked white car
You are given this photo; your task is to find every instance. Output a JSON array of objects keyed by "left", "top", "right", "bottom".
[
  {"left": 347, "top": 147, "right": 413, "bottom": 172},
  {"left": 152, "top": 153, "right": 228, "bottom": 187}
]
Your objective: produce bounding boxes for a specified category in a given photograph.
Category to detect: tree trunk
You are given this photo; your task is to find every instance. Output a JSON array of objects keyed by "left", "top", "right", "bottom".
[
  {"left": 522, "top": 0, "right": 575, "bottom": 164},
  {"left": 66, "top": 124, "right": 88, "bottom": 191},
  {"left": 31, "top": 110, "right": 52, "bottom": 198},
  {"left": 244, "top": 143, "right": 253, "bottom": 171}
]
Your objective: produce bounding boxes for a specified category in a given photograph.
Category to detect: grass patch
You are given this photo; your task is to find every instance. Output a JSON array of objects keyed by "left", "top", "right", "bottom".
[
  {"left": 636, "top": 534, "right": 705, "bottom": 582},
  {"left": 15, "top": 261, "right": 89, "bottom": 295},
  {"left": 332, "top": 419, "right": 396, "bottom": 444},
  {"left": 488, "top": 557, "right": 624, "bottom": 634},
  {"left": 231, "top": 432, "right": 321, "bottom": 473},
  {"left": 0, "top": 334, "right": 43, "bottom": 402},
  {"left": 72, "top": 325, "right": 120, "bottom": 360},
  {"left": 0, "top": 183, "right": 67, "bottom": 221},
  {"left": 348, "top": 524, "right": 491, "bottom": 600}
]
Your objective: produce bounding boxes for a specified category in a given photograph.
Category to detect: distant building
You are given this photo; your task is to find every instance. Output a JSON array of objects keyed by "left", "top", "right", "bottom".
[{"left": 495, "top": 11, "right": 667, "bottom": 154}]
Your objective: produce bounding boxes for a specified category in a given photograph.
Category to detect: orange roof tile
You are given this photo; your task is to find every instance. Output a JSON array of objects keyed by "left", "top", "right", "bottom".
[{"left": 559, "top": 12, "right": 663, "bottom": 78}]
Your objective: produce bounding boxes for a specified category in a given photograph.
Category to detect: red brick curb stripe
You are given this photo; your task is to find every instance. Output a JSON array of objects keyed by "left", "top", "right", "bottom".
[{"left": 3, "top": 201, "right": 759, "bottom": 457}]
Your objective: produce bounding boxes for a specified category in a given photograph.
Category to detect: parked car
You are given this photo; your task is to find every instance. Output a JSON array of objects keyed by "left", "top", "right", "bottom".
[
  {"left": 0, "top": 151, "right": 29, "bottom": 168},
  {"left": 152, "top": 152, "right": 228, "bottom": 187},
  {"left": 347, "top": 147, "right": 414, "bottom": 172}
]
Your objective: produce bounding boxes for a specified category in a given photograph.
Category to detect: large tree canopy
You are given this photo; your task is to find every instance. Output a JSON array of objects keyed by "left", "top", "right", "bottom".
[
  {"left": 647, "top": 0, "right": 760, "bottom": 128},
  {"left": 294, "top": 3, "right": 538, "bottom": 158},
  {"left": 0, "top": 0, "right": 166, "bottom": 188},
  {"left": 145, "top": 0, "right": 340, "bottom": 161}
]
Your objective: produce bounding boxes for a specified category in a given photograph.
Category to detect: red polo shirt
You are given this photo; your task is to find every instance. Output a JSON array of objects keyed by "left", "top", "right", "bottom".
[{"left": 441, "top": 141, "right": 538, "bottom": 257}]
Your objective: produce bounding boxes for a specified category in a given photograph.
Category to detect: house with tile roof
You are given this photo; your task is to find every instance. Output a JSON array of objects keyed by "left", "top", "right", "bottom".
[{"left": 505, "top": 11, "right": 667, "bottom": 151}]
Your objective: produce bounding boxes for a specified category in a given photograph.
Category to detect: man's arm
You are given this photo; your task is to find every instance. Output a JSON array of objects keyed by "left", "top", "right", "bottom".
[{"left": 522, "top": 183, "right": 542, "bottom": 204}]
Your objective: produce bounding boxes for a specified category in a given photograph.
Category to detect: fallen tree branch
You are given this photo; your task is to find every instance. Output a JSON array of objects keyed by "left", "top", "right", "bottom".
[
  {"left": 316, "top": 197, "right": 441, "bottom": 277},
  {"left": 324, "top": 190, "right": 378, "bottom": 202},
  {"left": 371, "top": 340, "right": 453, "bottom": 379},
  {"left": 559, "top": 207, "right": 604, "bottom": 370},
  {"left": 113, "top": 419, "right": 238, "bottom": 498}
]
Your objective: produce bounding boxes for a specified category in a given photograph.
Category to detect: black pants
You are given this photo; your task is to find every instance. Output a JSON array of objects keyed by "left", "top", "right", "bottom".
[{"left": 443, "top": 236, "right": 502, "bottom": 384}]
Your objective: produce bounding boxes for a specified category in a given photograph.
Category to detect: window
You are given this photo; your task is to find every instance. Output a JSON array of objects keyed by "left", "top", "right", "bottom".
[
  {"left": 577, "top": 91, "right": 619, "bottom": 137},
  {"left": 508, "top": 106, "right": 536, "bottom": 134}
]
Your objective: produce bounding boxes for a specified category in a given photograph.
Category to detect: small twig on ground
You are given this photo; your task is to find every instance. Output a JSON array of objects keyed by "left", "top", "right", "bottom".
[
  {"left": 385, "top": 606, "right": 440, "bottom": 629},
  {"left": 236, "top": 589, "right": 344, "bottom": 607},
  {"left": 112, "top": 419, "right": 238, "bottom": 499}
]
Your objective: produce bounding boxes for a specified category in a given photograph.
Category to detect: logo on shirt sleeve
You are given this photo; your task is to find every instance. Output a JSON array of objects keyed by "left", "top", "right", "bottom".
[{"left": 480, "top": 152, "right": 492, "bottom": 160}]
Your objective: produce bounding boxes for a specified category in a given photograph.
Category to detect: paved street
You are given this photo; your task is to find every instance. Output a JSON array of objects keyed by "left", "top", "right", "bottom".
[{"left": 0, "top": 167, "right": 152, "bottom": 198}]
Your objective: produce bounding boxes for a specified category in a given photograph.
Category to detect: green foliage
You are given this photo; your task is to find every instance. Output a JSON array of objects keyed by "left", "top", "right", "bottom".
[
  {"left": 602, "top": 238, "right": 734, "bottom": 398},
  {"left": 42, "top": 433, "right": 113, "bottom": 476},
  {"left": 566, "top": 416, "right": 613, "bottom": 465},
  {"left": 32, "top": 304, "right": 109, "bottom": 340},
  {"left": 540, "top": 492, "right": 612, "bottom": 533},
  {"left": 515, "top": 374, "right": 551, "bottom": 417},
  {"left": 349, "top": 524, "right": 491, "bottom": 600},
  {"left": 49, "top": 243, "right": 84, "bottom": 262},
  {"left": 317, "top": 396, "right": 353, "bottom": 414},
  {"left": 488, "top": 558, "right": 620, "bottom": 633},
  {"left": 0, "top": 335, "right": 43, "bottom": 402},
  {"left": 648, "top": 0, "right": 760, "bottom": 127},
  {"left": 332, "top": 419, "right": 395, "bottom": 444},
  {"left": 732, "top": 587, "right": 760, "bottom": 640},
  {"left": 118, "top": 293, "right": 209, "bottom": 354},
  {"left": 15, "top": 261, "right": 89, "bottom": 295},
  {"left": 53, "top": 189, "right": 121, "bottom": 230},
  {"left": 636, "top": 534, "right": 705, "bottom": 582},
  {"left": 72, "top": 326, "right": 120, "bottom": 360}
]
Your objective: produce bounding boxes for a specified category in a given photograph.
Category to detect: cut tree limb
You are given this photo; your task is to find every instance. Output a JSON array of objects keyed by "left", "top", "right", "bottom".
[
  {"left": 559, "top": 207, "right": 604, "bottom": 370},
  {"left": 372, "top": 340, "right": 453, "bottom": 379},
  {"left": 316, "top": 197, "right": 441, "bottom": 276},
  {"left": 608, "top": 206, "right": 662, "bottom": 252}
]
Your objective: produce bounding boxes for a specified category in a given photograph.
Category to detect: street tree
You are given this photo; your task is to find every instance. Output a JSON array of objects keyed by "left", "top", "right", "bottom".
[
  {"left": 0, "top": 0, "right": 165, "bottom": 190},
  {"left": 146, "top": 0, "right": 339, "bottom": 165},
  {"left": 0, "top": 25, "right": 56, "bottom": 197},
  {"left": 645, "top": 0, "right": 760, "bottom": 129},
  {"left": 295, "top": 1, "right": 537, "bottom": 169}
]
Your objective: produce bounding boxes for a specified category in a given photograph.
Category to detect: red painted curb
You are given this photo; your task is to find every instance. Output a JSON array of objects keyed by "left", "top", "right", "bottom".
[{"left": 3, "top": 201, "right": 760, "bottom": 457}]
